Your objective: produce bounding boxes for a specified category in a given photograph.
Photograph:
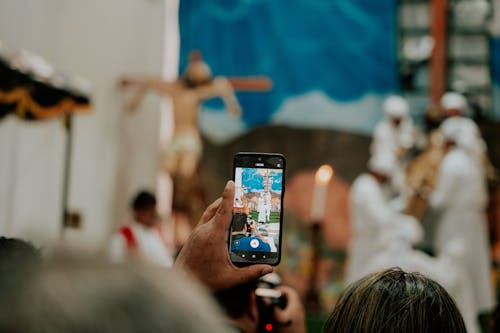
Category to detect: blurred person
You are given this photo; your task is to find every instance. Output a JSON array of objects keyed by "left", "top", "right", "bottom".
[
  {"left": 258, "top": 192, "right": 267, "bottom": 224},
  {"left": 0, "top": 236, "right": 40, "bottom": 267},
  {"left": 175, "top": 180, "right": 274, "bottom": 291},
  {"left": 428, "top": 120, "right": 495, "bottom": 318},
  {"left": 323, "top": 268, "right": 467, "bottom": 333},
  {"left": 0, "top": 237, "right": 42, "bottom": 326},
  {"left": 231, "top": 212, "right": 271, "bottom": 253},
  {"left": 264, "top": 190, "right": 272, "bottom": 222},
  {"left": 346, "top": 151, "right": 417, "bottom": 283},
  {"left": 109, "top": 191, "right": 173, "bottom": 267},
  {"left": 440, "top": 91, "right": 495, "bottom": 180},
  {"left": 362, "top": 218, "right": 479, "bottom": 332},
  {"left": 214, "top": 276, "right": 306, "bottom": 333},
  {"left": 371, "top": 95, "right": 415, "bottom": 194},
  {"left": 0, "top": 255, "right": 230, "bottom": 333}
]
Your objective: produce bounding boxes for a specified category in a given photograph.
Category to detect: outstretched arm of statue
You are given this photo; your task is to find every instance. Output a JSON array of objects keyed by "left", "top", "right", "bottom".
[
  {"left": 118, "top": 76, "right": 175, "bottom": 111},
  {"left": 195, "top": 77, "right": 242, "bottom": 118}
]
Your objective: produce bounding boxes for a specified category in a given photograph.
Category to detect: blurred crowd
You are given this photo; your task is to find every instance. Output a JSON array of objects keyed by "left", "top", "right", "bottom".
[
  {"left": 348, "top": 91, "right": 496, "bottom": 333},
  {"left": 0, "top": 180, "right": 486, "bottom": 333}
]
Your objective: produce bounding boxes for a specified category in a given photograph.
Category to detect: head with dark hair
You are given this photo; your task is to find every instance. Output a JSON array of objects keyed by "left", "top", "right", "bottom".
[
  {"left": 231, "top": 213, "right": 248, "bottom": 233},
  {"left": 0, "top": 255, "right": 230, "bottom": 333},
  {"left": 131, "top": 191, "right": 158, "bottom": 227},
  {"left": 0, "top": 237, "right": 40, "bottom": 265},
  {"left": 131, "top": 191, "right": 157, "bottom": 210},
  {"left": 324, "top": 268, "right": 466, "bottom": 333},
  {"left": 0, "top": 237, "right": 42, "bottom": 326}
]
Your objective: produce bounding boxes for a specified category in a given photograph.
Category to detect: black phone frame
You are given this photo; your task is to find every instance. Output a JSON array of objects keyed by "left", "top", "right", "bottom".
[{"left": 229, "top": 152, "right": 286, "bottom": 267}]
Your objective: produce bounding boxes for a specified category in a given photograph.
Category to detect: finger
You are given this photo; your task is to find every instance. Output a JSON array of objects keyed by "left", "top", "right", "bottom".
[
  {"left": 229, "top": 264, "right": 274, "bottom": 286},
  {"left": 198, "top": 198, "right": 222, "bottom": 225},
  {"left": 214, "top": 180, "right": 235, "bottom": 230}
]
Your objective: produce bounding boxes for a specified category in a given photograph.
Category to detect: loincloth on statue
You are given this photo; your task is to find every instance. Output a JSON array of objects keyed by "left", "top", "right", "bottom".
[{"left": 163, "top": 131, "right": 202, "bottom": 157}]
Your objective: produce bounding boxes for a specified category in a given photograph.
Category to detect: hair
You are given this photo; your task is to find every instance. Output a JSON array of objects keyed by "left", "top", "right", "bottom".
[
  {"left": 0, "top": 237, "right": 40, "bottom": 264},
  {"left": 231, "top": 212, "right": 248, "bottom": 232},
  {"left": 0, "top": 255, "right": 231, "bottom": 333},
  {"left": 323, "top": 268, "right": 467, "bottom": 333},
  {"left": 131, "top": 191, "right": 156, "bottom": 210},
  {"left": 0, "top": 238, "right": 41, "bottom": 330}
]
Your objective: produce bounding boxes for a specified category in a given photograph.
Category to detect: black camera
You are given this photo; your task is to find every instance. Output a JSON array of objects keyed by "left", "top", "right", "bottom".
[{"left": 256, "top": 273, "right": 288, "bottom": 332}]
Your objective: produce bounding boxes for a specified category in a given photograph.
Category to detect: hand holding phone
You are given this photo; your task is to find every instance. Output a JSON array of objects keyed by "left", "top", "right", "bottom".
[
  {"left": 229, "top": 152, "right": 286, "bottom": 266},
  {"left": 175, "top": 180, "right": 273, "bottom": 291}
]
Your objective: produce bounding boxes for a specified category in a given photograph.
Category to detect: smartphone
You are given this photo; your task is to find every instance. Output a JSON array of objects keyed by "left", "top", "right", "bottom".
[{"left": 229, "top": 152, "right": 285, "bottom": 266}]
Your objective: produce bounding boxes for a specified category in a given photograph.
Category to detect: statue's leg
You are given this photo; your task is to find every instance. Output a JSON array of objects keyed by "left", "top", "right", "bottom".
[{"left": 178, "top": 150, "right": 200, "bottom": 179}]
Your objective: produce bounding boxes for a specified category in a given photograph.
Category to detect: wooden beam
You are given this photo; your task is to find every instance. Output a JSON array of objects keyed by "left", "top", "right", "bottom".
[
  {"left": 429, "top": 0, "right": 448, "bottom": 107},
  {"left": 227, "top": 77, "right": 273, "bottom": 91}
]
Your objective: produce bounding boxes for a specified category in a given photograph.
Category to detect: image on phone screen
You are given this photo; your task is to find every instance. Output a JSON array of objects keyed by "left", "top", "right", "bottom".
[{"left": 230, "top": 165, "right": 283, "bottom": 264}]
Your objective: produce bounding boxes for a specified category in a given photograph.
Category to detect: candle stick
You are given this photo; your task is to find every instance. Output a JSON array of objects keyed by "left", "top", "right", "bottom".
[{"left": 310, "top": 165, "right": 334, "bottom": 222}]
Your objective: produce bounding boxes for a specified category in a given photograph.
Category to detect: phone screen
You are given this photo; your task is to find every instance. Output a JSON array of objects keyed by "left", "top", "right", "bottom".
[{"left": 230, "top": 153, "right": 285, "bottom": 266}]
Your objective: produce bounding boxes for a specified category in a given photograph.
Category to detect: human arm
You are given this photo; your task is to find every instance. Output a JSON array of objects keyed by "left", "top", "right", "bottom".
[{"left": 174, "top": 181, "right": 273, "bottom": 291}]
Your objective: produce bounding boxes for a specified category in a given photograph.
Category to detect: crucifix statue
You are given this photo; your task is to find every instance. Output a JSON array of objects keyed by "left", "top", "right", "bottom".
[
  {"left": 119, "top": 50, "right": 272, "bottom": 233},
  {"left": 119, "top": 50, "right": 272, "bottom": 180}
]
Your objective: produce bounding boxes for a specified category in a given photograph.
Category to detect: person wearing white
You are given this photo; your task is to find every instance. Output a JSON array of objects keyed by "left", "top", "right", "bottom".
[
  {"left": 429, "top": 122, "right": 494, "bottom": 316},
  {"left": 346, "top": 151, "right": 416, "bottom": 283},
  {"left": 440, "top": 92, "right": 494, "bottom": 180},
  {"left": 264, "top": 191, "right": 272, "bottom": 222},
  {"left": 363, "top": 217, "right": 480, "bottom": 333},
  {"left": 371, "top": 95, "right": 415, "bottom": 194},
  {"left": 109, "top": 191, "right": 173, "bottom": 268},
  {"left": 109, "top": 222, "right": 173, "bottom": 268},
  {"left": 257, "top": 192, "right": 267, "bottom": 223}
]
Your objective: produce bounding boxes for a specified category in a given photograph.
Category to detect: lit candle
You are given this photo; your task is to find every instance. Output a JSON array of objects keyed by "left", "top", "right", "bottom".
[{"left": 310, "top": 165, "right": 334, "bottom": 222}]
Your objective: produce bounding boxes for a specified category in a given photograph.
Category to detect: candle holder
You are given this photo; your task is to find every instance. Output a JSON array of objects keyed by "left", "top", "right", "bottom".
[
  {"left": 305, "top": 220, "right": 322, "bottom": 313},
  {"left": 306, "top": 165, "right": 333, "bottom": 313}
]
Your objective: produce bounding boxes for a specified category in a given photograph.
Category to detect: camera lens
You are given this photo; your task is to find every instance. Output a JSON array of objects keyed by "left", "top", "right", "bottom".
[{"left": 258, "top": 157, "right": 262, "bottom": 161}]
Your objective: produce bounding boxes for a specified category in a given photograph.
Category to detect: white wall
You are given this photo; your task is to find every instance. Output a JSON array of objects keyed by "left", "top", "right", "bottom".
[{"left": 0, "top": 0, "right": 171, "bottom": 251}]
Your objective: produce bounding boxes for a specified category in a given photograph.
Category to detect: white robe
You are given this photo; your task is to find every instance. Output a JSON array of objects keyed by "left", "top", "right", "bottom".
[
  {"left": 371, "top": 118, "right": 414, "bottom": 193},
  {"left": 346, "top": 174, "right": 406, "bottom": 283},
  {"left": 257, "top": 196, "right": 266, "bottom": 223},
  {"left": 264, "top": 192, "right": 272, "bottom": 220},
  {"left": 109, "top": 222, "right": 173, "bottom": 268},
  {"left": 363, "top": 224, "right": 480, "bottom": 333},
  {"left": 430, "top": 148, "right": 494, "bottom": 313},
  {"left": 371, "top": 117, "right": 415, "bottom": 156}
]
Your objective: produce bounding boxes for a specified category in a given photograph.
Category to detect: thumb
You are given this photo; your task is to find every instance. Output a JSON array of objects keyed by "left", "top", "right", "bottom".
[{"left": 214, "top": 180, "right": 235, "bottom": 230}]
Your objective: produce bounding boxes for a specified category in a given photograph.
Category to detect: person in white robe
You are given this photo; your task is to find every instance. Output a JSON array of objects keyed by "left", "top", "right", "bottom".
[
  {"left": 371, "top": 95, "right": 415, "bottom": 195},
  {"left": 440, "top": 92, "right": 494, "bottom": 178},
  {"left": 257, "top": 192, "right": 267, "bottom": 224},
  {"left": 363, "top": 217, "right": 480, "bottom": 333},
  {"left": 109, "top": 191, "right": 173, "bottom": 268},
  {"left": 264, "top": 191, "right": 272, "bottom": 222},
  {"left": 429, "top": 121, "right": 495, "bottom": 316},
  {"left": 346, "top": 151, "right": 416, "bottom": 283}
]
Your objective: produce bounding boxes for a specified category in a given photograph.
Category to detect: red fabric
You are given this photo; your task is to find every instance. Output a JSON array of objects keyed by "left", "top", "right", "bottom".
[{"left": 119, "top": 226, "right": 137, "bottom": 250}]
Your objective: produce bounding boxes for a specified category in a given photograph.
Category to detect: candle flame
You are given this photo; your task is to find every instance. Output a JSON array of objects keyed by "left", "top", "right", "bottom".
[{"left": 314, "top": 165, "right": 334, "bottom": 186}]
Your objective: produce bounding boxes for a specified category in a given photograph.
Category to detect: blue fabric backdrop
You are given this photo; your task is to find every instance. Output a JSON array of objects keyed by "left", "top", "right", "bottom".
[{"left": 179, "top": 0, "right": 398, "bottom": 143}]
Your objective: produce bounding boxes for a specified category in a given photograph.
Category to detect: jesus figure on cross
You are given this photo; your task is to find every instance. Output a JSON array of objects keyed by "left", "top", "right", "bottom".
[{"left": 119, "top": 50, "right": 272, "bottom": 180}]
